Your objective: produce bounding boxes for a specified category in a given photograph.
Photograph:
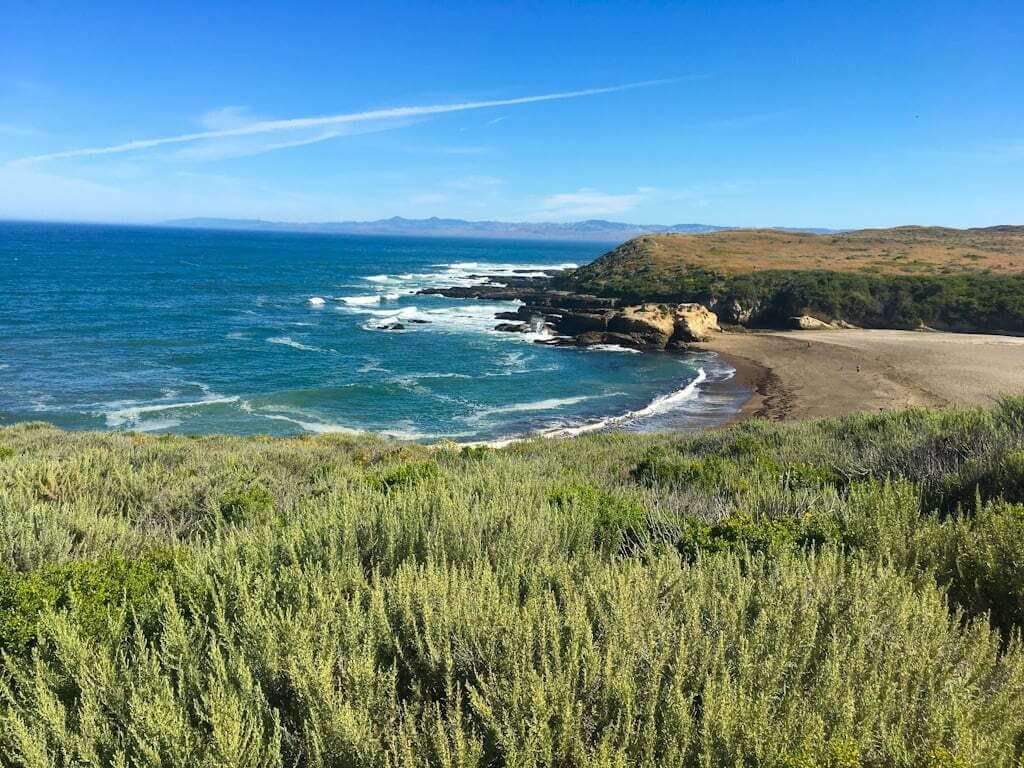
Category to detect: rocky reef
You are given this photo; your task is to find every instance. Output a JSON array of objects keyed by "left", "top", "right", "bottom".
[{"left": 419, "top": 273, "right": 722, "bottom": 350}]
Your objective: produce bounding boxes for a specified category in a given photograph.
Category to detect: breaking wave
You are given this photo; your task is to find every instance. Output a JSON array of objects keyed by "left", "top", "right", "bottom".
[{"left": 267, "top": 336, "right": 329, "bottom": 353}]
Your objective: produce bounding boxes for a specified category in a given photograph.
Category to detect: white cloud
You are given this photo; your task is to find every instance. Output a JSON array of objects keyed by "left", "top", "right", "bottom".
[
  {"left": 170, "top": 130, "right": 348, "bottom": 161},
  {"left": 531, "top": 187, "right": 651, "bottom": 219},
  {"left": 168, "top": 118, "right": 416, "bottom": 162},
  {"left": 10, "top": 79, "right": 673, "bottom": 166}
]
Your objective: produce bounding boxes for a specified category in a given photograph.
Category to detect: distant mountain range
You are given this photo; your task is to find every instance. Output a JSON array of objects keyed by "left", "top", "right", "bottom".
[{"left": 162, "top": 216, "right": 836, "bottom": 242}]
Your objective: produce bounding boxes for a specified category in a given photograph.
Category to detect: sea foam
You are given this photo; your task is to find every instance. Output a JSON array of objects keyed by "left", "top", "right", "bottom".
[
  {"left": 341, "top": 295, "right": 385, "bottom": 306},
  {"left": 103, "top": 395, "right": 240, "bottom": 429},
  {"left": 538, "top": 368, "right": 708, "bottom": 438},
  {"left": 267, "top": 336, "right": 328, "bottom": 352}
]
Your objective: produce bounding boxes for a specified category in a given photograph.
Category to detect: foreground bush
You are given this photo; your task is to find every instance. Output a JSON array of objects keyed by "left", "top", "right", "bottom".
[{"left": 0, "top": 400, "right": 1023, "bottom": 766}]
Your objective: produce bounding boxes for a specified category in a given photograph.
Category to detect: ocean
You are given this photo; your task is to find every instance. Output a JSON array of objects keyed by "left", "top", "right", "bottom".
[{"left": 0, "top": 221, "right": 747, "bottom": 442}]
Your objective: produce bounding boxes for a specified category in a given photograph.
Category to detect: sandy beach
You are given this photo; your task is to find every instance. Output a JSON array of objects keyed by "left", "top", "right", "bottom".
[{"left": 701, "top": 329, "right": 1024, "bottom": 422}]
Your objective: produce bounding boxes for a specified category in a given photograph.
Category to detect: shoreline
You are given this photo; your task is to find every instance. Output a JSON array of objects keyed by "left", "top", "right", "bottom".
[
  {"left": 427, "top": 270, "right": 1024, "bottom": 437},
  {"left": 698, "top": 328, "right": 1024, "bottom": 424},
  {"left": 711, "top": 347, "right": 793, "bottom": 424},
  {"left": 461, "top": 360, "right": 730, "bottom": 448}
]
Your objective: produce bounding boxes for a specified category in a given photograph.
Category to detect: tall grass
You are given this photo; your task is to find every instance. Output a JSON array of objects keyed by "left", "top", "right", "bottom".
[{"left": 1, "top": 400, "right": 1023, "bottom": 766}]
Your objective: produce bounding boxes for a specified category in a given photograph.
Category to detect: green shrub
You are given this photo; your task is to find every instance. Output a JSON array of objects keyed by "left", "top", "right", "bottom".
[
  {"left": 1, "top": 404, "right": 1024, "bottom": 764},
  {"left": 633, "top": 449, "right": 748, "bottom": 493},
  {"left": 0, "top": 569, "right": 58, "bottom": 655},
  {"left": 218, "top": 483, "right": 275, "bottom": 524},
  {"left": 935, "top": 501, "right": 1024, "bottom": 638},
  {"left": 460, "top": 444, "right": 491, "bottom": 460},
  {"left": 0, "top": 445, "right": 15, "bottom": 460},
  {"left": 930, "top": 450, "right": 1024, "bottom": 513},
  {"left": 989, "top": 450, "right": 1024, "bottom": 503},
  {"left": 367, "top": 460, "right": 439, "bottom": 492},
  {"left": 548, "top": 483, "right": 648, "bottom": 549},
  {"left": 721, "top": 430, "right": 777, "bottom": 458},
  {"left": 997, "top": 396, "right": 1024, "bottom": 432},
  {"left": 633, "top": 449, "right": 839, "bottom": 495},
  {"left": 675, "top": 513, "right": 804, "bottom": 561},
  {"left": 0, "top": 551, "right": 177, "bottom": 656}
]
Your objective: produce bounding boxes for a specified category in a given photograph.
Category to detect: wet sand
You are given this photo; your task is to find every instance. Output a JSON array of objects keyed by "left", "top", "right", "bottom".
[{"left": 699, "top": 329, "right": 1024, "bottom": 422}]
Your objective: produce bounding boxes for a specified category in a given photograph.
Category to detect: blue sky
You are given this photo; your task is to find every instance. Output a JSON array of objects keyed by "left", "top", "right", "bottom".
[{"left": 1, "top": 1, "right": 1021, "bottom": 228}]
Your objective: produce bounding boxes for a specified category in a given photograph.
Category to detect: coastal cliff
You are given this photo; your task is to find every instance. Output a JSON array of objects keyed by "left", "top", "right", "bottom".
[{"left": 424, "top": 226, "right": 1024, "bottom": 342}]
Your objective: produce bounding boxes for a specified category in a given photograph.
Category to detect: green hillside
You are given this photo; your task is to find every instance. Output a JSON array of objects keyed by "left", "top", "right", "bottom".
[
  {"left": 2, "top": 402, "right": 1024, "bottom": 766},
  {"left": 557, "top": 227, "right": 1024, "bottom": 331}
]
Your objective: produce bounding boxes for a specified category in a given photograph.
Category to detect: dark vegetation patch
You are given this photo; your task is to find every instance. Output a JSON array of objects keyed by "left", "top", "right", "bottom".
[
  {"left": 218, "top": 483, "right": 276, "bottom": 524},
  {"left": 561, "top": 266, "right": 1024, "bottom": 332},
  {"left": 367, "top": 459, "right": 439, "bottom": 492}
]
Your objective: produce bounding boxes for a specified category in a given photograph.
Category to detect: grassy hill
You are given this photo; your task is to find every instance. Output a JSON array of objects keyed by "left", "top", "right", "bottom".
[
  {"left": 2, "top": 401, "right": 1024, "bottom": 765},
  {"left": 557, "top": 226, "right": 1024, "bottom": 331}
]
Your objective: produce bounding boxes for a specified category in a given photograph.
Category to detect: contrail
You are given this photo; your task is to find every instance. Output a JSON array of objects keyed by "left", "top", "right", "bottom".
[{"left": 10, "top": 80, "right": 673, "bottom": 166}]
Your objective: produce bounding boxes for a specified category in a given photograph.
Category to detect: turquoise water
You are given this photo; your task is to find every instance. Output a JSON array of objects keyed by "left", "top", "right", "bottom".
[{"left": 0, "top": 222, "right": 746, "bottom": 441}]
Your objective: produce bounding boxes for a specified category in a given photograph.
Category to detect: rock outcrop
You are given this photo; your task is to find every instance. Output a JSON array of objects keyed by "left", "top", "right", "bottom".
[
  {"left": 710, "top": 297, "right": 761, "bottom": 325},
  {"left": 573, "top": 331, "right": 611, "bottom": 347},
  {"left": 494, "top": 321, "right": 556, "bottom": 334},
  {"left": 607, "top": 304, "right": 677, "bottom": 348},
  {"left": 790, "top": 315, "right": 835, "bottom": 330},
  {"left": 558, "top": 310, "right": 615, "bottom": 335},
  {"left": 419, "top": 275, "right": 724, "bottom": 351},
  {"left": 494, "top": 322, "right": 528, "bottom": 333},
  {"left": 672, "top": 303, "right": 721, "bottom": 342},
  {"left": 518, "top": 302, "right": 723, "bottom": 351}
]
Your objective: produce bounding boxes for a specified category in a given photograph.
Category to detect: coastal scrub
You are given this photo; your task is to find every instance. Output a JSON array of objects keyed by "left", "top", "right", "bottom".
[{"left": 1, "top": 401, "right": 1024, "bottom": 765}]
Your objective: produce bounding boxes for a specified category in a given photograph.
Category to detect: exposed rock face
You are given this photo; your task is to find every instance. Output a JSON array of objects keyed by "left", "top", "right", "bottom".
[
  {"left": 672, "top": 303, "right": 721, "bottom": 342},
  {"left": 493, "top": 321, "right": 556, "bottom": 335},
  {"left": 420, "top": 275, "right": 727, "bottom": 351},
  {"left": 569, "top": 331, "right": 646, "bottom": 350},
  {"left": 711, "top": 297, "right": 760, "bottom": 325},
  {"left": 790, "top": 315, "right": 835, "bottom": 330},
  {"left": 488, "top": 299, "right": 725, "bottom": 351},
  {"left": 558, "top": 310, "right": 614, "bottom": 334},
  {"left": 574, "top": 331, "right": 609, "bottom": 347},
  {"left": 607, "top": 304, "right": 677, "bottom": 348}
]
